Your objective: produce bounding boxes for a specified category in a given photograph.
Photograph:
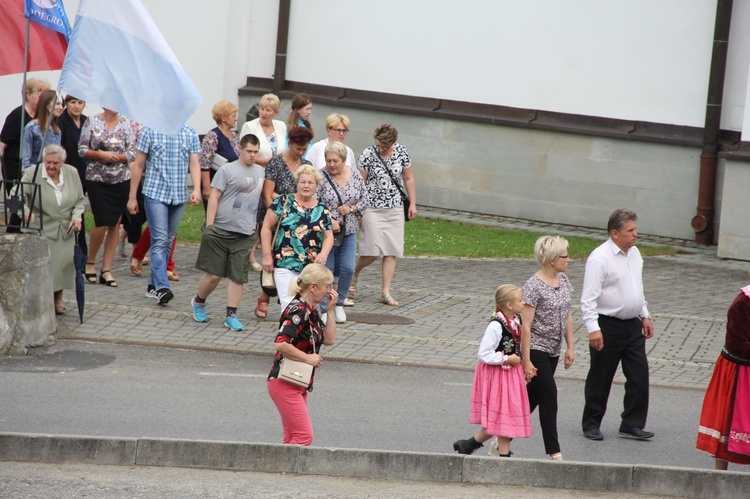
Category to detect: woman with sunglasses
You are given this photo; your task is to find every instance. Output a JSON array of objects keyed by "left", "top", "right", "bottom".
[{"left": 350, "top": 124, "right": 416, "bottom": 306}]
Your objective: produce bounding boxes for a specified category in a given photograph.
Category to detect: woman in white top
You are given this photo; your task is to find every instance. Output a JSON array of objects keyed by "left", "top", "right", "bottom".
[
  {"left": 239, "top": 93, "right": 287, "bottom": 167},
  {"left": 307, "top": 114, "right": 356, "bottom": 170},
  {"left": 240, "top": 93, "right": 288, "bottom": 270}
]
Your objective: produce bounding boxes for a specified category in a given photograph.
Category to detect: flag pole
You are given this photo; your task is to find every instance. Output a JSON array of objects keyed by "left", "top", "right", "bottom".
[{"left": 18, "top": 16, "right": 31, "bottom": 172}]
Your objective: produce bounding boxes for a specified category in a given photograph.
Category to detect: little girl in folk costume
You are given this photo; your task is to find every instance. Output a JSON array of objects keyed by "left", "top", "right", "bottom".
[{"left": 453, "top": 284, "right": 532, "bottom": 456}]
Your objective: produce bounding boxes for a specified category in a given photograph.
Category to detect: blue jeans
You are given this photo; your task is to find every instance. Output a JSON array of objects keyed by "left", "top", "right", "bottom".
[
  {"left": 144, "top": 196, "right": 185, "bottom": 291},
  {"left": 321, "top": 233, "right": 356, "bottom": 312}
]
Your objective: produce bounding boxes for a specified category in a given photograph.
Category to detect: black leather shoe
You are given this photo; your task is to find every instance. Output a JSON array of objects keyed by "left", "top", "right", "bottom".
[
  {"left": 453, "top": 437, "right": 483, "bottom": 455},
  {"left": 618, "top": 426, "right": 654, "bottom": 440},
  {"left": 583, "top": 428, "right": 604, "bottom": 440}
]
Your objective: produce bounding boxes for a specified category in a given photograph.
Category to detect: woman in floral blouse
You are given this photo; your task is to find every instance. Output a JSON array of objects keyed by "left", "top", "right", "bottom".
[
  {"left": 520, "top": 236, "right": 575, "bottom": 461},
  {"left": 199, "top": 100, "right": 240, "bottom": 210},
  {"left": 260, "top": 164, "right": 333, "bottom": 312},
  {"left": 351, "top": 124, "right": 416, "bottom": 307},
  {"left": 254, "top": 126, "right": 314, "bottom": 318},
  {"left": 78, "top": 109, "right": 136, "bottom": 287},
  {"left": 316, "top": 141, "right": 367, "bottom": 324},
  {"left": 267, "top": 263, "right": 337, "bottom": 446}
]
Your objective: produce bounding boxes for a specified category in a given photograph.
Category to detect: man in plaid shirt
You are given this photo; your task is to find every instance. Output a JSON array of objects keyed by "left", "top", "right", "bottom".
[{"left": 128, "top": 125, "right": 202, "bottom": 304}]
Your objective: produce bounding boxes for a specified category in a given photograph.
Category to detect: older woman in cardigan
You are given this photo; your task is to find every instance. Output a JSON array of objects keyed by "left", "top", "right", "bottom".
[{"left": 21, "top": 144, "right": 85, "bottom": 314}]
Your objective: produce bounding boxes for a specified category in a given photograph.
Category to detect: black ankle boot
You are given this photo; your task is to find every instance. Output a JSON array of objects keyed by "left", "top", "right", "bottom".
[{"left": 453, "top": 436, "right": 483, "bottom": 455}]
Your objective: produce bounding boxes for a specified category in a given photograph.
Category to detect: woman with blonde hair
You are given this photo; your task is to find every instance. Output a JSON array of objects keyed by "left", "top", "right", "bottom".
[
  {"left": 267, "top": 263, "right": 338, "bottom": 446},
  {"left": 316, "top": 141, "right": 367, "bottom": 323},
  {"left": 254, "top": 126, "right": 316, "bottom": 317},
  {"left": 241, "top": 94, "right": 287, "bottom": 273},
  {"left": 307, "top": 113, "right": 356, "bottom": 169},
  {"left": 521, "top": 235, "right": 575, "bottom": 460},
  {"left": 240, "top": 93, "right": 287, "bottom": 166},
  {"left": 260, "top": 163, "right": 333, "bottom": 313}
]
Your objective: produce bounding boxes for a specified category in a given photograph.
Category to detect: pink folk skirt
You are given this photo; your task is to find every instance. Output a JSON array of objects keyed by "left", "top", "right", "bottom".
[{"left": 469, "top": 361, "right": 531, "bottom": 438}]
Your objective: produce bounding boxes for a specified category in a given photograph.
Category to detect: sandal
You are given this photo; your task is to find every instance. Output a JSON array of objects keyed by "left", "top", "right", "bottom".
[
  {"left": 379, "top": 294, "right": 399, "bottom": 306},
  {"left": 167, "top": 271, "right": 180, "bottom": 282},
  {"left": 343, "top": 298, "right": 355, "bottom": 307},
  {"left": 130, "top": 258, "right": 142, "bottom": 277},
  {"left": 99, "top": 270, "right": 118, "bottom": 287},
  {"left": 255, "top": 296, "right": 269, "bottom": 319},
  {"left": 84, "top": 261, "right": 97, "bottom": 283},
  {"left": 55, "top": 301, "right": 66, "bottom": 315}
]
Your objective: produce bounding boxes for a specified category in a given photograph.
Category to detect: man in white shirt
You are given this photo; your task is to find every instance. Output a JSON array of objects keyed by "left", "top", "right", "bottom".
[{"left": 580, "top": 209, "right": 655, "bottom": 441}]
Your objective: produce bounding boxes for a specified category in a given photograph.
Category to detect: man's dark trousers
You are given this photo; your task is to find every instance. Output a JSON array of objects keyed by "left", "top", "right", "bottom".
[{"left": 582, "top": 314, "right": 649, "bottom": 431}]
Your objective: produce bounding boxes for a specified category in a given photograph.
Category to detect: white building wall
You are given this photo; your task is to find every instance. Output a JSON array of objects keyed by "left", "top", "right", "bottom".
[
  {"left": 287, "top": 0, "right": 718, "bottom": 127},
  {"left": 3, "top": 1, "right": 750, "bottom": 133},
  {"left": 241, "top": 94, "right": 708, "bottom": 240}
]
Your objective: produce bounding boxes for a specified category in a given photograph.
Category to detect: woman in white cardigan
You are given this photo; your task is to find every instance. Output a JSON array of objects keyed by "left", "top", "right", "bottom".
[{"left": 240, "top": 93, "right": 287, "bottom": 167}]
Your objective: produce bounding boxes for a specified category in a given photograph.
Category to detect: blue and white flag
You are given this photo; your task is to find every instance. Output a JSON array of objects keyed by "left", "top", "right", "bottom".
[
  {"left": 58, "top": 0, "right": 202, "bottom": 135},
  {"left": 24, "top": 0, "right": 72, "bottom": 42}
]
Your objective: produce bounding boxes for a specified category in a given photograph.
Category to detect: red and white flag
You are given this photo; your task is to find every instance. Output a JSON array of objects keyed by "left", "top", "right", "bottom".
[{"left": 0, "top": 0, "right": 68, "bottom": 77}]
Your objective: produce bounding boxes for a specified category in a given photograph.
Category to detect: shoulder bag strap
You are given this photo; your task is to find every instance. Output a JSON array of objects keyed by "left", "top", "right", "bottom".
[
  {"left": 374, "top": 149, "right": 408, "bottom": 201},
  {"left": 272, "top": 194, "right": 290, "bottom": 249},
  {"left": 322, "top": 170, "right": 345, "bottom": 207}
]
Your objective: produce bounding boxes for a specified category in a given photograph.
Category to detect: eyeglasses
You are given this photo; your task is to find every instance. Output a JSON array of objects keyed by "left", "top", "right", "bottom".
[
  {"left": 330, "top": 128, "right": 349, "bottom": 134},
  {"left": 375, "top": 144, "right": 392, "bottom": 151}
]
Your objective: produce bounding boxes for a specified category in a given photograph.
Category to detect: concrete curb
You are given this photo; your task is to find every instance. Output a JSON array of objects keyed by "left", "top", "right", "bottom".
[{"left": 1, "top": 432, "right": 748, "bottom": 498}]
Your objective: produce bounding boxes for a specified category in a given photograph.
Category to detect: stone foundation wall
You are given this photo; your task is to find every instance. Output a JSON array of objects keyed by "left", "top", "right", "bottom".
[
  {"left": 239, "top": 94, "right": 717, "bottom": 243},
  {"left": 0, "top": 234, "right": 56, "bottom": 355}
]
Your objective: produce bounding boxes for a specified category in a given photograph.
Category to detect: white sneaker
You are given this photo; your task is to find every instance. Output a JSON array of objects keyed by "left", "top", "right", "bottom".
[
  {"left": 487, "top": 437, "right": 499, "bottom": 456},
  {"left": 320, "top": 313, "right": 327, "bottom": 326},
  {"left": 334, "top": 306, "right": 346, "bottom": 324}
]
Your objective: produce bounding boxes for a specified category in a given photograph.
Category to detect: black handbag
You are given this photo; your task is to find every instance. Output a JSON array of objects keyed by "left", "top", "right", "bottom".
[
  {"left": 374, "top": 149, "right": 411, "bottom": 221},
  {"left": 322, "top": 171, "right": 346, "bottom": 247}
]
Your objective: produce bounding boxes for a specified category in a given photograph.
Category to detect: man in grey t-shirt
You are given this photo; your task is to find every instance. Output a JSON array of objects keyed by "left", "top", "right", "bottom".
[{"left": 190, "top": 134, "right": 263, "bottom": 331}]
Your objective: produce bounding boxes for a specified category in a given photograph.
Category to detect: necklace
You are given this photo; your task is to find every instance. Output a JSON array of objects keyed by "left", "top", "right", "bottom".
[{"left": 284, "top": 152, "right": 301, "bottom": 171}]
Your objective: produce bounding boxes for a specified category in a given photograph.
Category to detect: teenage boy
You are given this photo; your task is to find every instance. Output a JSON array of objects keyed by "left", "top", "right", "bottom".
[{"left": 191, "top": 134, "right": 263, "bottom": 331}]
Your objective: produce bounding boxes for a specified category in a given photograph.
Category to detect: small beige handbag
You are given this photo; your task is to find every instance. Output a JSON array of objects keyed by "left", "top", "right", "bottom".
[{"left": 278, "top": 334, "right": 315, "bottom": 388}]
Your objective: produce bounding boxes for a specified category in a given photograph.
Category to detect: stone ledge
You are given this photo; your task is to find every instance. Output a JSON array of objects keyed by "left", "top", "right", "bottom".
[
  {"left": 1, "top": 432, "right": 749, "bottom": 498},
  {"left": 0, "top": 432, "right": 136, "bottom": 466}
]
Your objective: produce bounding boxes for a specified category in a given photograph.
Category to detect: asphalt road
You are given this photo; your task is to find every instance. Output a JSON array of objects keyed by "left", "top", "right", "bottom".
[{"left": 0, "top": 340, "right": 710, "bottom": 470}]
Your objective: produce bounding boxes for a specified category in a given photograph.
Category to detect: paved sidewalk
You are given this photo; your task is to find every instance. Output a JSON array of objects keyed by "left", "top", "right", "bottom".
[{"left": 58, "top": 208, "right": 750, "bottom": 391}]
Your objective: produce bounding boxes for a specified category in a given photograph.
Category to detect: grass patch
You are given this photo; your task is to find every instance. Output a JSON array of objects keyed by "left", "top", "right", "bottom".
[
  {"left": 403, "top": 217, "right": 676, "bottom": 258},
  {"left": 177, "top": 202, "right": 206, "bottom": 244},
  {"left": 85, "top": 208, "right": 676, "bottom": 258},
  {"left": 83, "top": 202, "right": 206, "bottom": 246}
]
